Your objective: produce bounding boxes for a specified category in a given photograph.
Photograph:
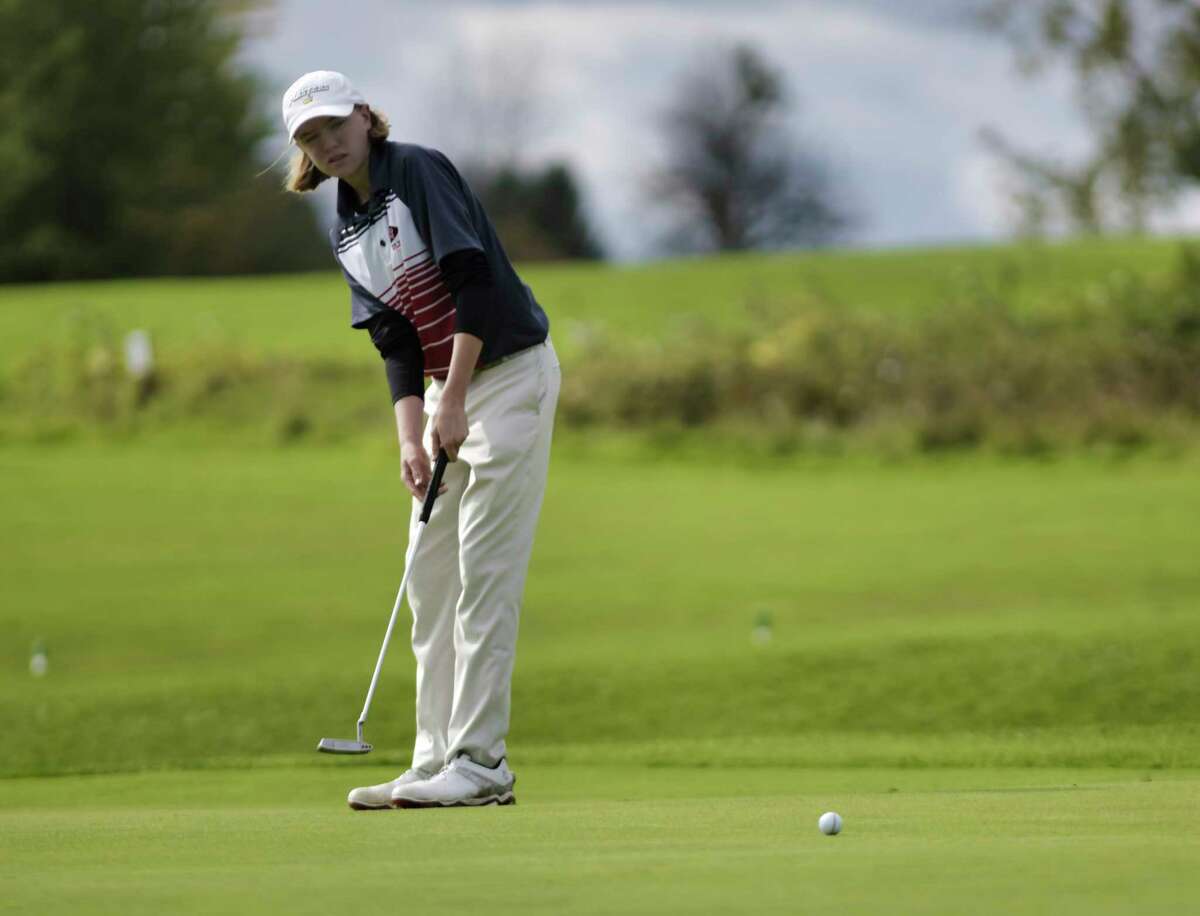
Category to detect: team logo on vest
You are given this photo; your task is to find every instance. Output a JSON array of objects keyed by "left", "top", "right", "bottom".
[{"left": 388, "top": 225, "right": 402, "bottom": 250}]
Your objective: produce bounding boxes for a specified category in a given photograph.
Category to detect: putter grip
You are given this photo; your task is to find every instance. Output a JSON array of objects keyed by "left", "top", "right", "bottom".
[{"left": 420, "top": 449, "right": 449, "bottom": 523}]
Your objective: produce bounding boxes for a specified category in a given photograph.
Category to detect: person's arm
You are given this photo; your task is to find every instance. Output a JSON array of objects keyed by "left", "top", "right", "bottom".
[
  {"left": 392, "top": 393, "right": 444, "bottom": 501},
  {"left": 427, "top": 250, "right": 494, "bottom": 463},
  {"left": 397, "top": 147, "right": 494, "bottom": 463},
  {"left": 430, "top": 332, "right": 483, "bottom": 462},
  {"left": 363, "top": 311, "right": 445, "bottom": 500},
  {"left": 440, "top": 249, "right": 495, "bottom": 348},
  {"left": 392, "top": 394, "right": 423, "bottom": 447}
]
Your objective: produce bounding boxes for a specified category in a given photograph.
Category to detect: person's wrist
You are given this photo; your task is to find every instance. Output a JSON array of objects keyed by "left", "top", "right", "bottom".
[{"left": 400, "top": 437, "right": 423, "bottom": 453}]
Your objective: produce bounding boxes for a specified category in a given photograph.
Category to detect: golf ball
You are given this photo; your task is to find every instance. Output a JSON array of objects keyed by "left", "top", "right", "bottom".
[{"left": 818, "top": 811, "right": 842, "bottom": 835}]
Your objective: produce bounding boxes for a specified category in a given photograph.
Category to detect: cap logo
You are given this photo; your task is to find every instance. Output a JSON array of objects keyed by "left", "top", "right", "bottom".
[{"left": 290, "top": 83, "right": 331, "bottom": 107}]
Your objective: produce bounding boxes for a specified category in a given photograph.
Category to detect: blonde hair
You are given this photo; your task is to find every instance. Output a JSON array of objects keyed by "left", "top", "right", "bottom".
[{"left": 282, "top": 104, "right": 391, "bottom": 193}]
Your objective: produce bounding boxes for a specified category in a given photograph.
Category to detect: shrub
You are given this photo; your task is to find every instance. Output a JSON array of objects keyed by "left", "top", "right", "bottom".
[{"left": 3, "top": 247, "right": 1200, "bottom": 455}]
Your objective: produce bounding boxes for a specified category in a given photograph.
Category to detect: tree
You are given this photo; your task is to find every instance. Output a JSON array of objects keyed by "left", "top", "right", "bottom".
[
  {"left": 978, "top": 0, "right": 1200, "bottom": 235},
  {"left": 421, "top": 32, "right": 603, "bottom": 262},
  {"left": 645, "top": 42, "right": 853, "bottom": 254},
  {"left": 0, "top": 0, "right": 327, "bottom": 282},
  {"left": 473, "top": 162, "right": 604, "bottom": 262}
]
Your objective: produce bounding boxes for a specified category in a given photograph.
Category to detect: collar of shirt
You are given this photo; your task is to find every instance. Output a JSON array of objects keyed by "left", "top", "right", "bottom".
[{"left": 334, "top": 139, "right": 391, "bottom": 220}]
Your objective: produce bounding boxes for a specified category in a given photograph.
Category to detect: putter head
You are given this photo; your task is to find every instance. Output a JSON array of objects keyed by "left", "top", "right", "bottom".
[{"left": 317, "top": 737, "right": 373, "bottom": 754}]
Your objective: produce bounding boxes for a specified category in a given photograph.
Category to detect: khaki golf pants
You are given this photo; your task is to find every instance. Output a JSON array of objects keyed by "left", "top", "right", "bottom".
[{"left": 407, "top": 337, "right": 560, "bottom": 773}]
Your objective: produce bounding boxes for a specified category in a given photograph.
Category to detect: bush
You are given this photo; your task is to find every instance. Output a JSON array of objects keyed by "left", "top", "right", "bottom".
[
  {"left": 3, "top": 247, "right": 1200, "bottom": 455},
  {"left": 556, "top": 248, "right": 1200, "bottom": 455}
]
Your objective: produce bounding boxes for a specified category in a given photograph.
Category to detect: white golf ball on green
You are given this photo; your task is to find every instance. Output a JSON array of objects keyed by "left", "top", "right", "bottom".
[{"left": 818, "top": 811, "right": 842, "bottom": 835}]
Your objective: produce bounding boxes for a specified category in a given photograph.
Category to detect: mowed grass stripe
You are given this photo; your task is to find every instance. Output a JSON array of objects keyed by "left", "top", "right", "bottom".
[{"left": 1, "top": 443, "right": 1198, "bottom": 776}]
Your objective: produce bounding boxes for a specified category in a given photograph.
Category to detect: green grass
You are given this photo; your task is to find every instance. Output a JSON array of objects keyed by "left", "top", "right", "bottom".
[
  {"left": 4, "top": 235, "right": 1198, "bottom": 456},
  {"left": 2, "top": 765, "right": 1197, "bottom": 914},
  {"left": 5, "top": 237, "right": 1200, "bottom": 910},
  {"left": 4, "top": 431, "right": 1200, "bottom": 910},
  {"left": 2, "top": 439, "right": 1199, "bottom": 777},
  {"left": 0, "top": 235, "right": 1195, "bottom": 374}
]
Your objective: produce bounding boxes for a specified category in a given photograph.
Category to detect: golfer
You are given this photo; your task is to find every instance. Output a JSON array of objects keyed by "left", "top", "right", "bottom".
[{"left": 281, "top": 70, "right": 560, "bottom": 809}]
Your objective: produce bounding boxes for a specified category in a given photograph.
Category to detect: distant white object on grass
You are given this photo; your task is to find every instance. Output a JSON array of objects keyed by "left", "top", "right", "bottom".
[
  {"left": 751, "top": 610, "right": 773, "bottom": 646},
  {"left": 123, "top": 329, "right": 155, "bottom": 379},
  {"left": 30, "top": 640, "right": 48, "bottom": 677},
  {"left": 818, "top": 811, "right": 842, "bottom": 835}
]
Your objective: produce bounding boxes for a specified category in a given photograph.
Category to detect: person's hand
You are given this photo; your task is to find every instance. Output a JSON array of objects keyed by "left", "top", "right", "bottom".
[
  {"left": 430, "top": 398, "right": 469, "bottom": 462},
  {"left": 400, "top": 441, "right": 448, "bottom": 501}
]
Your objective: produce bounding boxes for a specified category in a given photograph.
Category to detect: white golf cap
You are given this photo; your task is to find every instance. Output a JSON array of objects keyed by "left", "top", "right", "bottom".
[{"left": 282, "top": 70, "right": 366, "bottom": 142}]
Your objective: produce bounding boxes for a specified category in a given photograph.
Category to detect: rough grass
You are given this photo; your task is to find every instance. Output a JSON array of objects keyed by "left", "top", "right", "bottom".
[
  {"left": 3, "top": 235, "right": 1198, "bottom": 454},
  {"left": 0, "top": 235, "right": 1191, "bottom": 368}
]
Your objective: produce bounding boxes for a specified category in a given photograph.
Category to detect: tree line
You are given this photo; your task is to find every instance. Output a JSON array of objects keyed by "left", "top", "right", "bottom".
[
  {"left": 4, "top": 0, "right": 1195, "bottom": 282},
  {"left": 0, "top": 0, "right": 855, "bottom": 281},
  {"left": 978, "top": 0, "right": 1200, "bottom": 236}
]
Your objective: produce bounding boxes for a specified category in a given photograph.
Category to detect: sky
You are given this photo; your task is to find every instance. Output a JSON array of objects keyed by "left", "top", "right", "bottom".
[{"left": 240, "top": 0, "right": 1200, "bottom": 262}]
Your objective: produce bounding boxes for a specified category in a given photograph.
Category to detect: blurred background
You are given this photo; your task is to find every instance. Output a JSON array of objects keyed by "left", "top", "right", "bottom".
[
  {"left": 10, "top": 0, "right": 1200, "bottom": 277},
  {"left": 1, "top": 0, "right": 1198, "bottom": 780}
]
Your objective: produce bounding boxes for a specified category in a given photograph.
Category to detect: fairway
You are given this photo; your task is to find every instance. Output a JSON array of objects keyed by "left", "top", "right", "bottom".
[
  {"left": 3, "top": 441, "right": 1200, "bottom": 777},
  {"left": 1, "top": 765, "right": 1197, "bottom": 914},
  {"left": 3, "top": 440, "right": 1199, "bottom": 911}
]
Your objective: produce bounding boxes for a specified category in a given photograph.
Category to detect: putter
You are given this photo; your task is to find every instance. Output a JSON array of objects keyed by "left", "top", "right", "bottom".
[{"left": 318, "top": 448, "right": 449, "bottom": 755}]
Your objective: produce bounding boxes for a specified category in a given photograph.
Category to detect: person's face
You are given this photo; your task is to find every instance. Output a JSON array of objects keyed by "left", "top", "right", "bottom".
[{"left": 294, "top": 105, "right": 371, "bottom": 178}]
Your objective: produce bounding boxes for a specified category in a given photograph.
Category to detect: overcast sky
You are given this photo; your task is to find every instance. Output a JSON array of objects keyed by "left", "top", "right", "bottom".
[{"left": 240, "top": 0, "right": 1200, "bottom": 261}]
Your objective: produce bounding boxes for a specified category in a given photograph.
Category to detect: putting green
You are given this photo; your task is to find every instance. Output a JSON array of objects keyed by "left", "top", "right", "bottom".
[{"left": 1, "top": 765, "right": 1196, "bottom": 914}]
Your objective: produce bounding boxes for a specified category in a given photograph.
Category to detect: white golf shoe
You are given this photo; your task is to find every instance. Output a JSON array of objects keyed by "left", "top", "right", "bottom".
[
  {"left": 390, "top": 754, "right": 516, "bottom": 808},
  {"left": 347, "top": 767, "right": 436, "bottom": 811}
]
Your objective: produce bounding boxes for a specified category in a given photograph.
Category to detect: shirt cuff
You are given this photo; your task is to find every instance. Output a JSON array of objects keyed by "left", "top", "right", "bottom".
[{"left": 384, "top": 353, "right": 424, "bottom": 403}]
